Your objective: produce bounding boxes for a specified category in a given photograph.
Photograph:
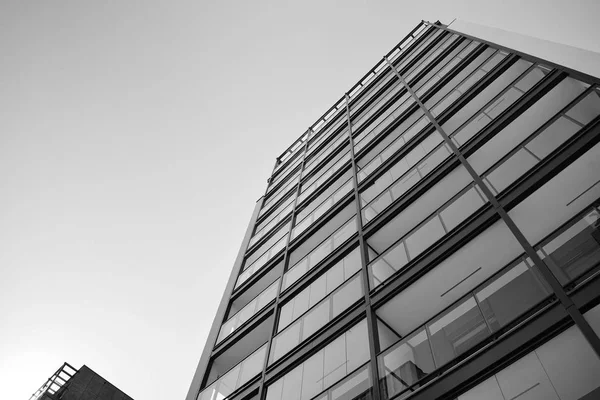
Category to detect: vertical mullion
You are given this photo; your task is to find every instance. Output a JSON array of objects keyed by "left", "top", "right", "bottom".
[
  {"left": 257, "top": 129, "right": 311, "bottom": 400},
  {"left": 384, "top": 36, "right": 600, "bottom": 358},
  {"left": 344, "top": 94, "right": 383, "bottom": 400}
]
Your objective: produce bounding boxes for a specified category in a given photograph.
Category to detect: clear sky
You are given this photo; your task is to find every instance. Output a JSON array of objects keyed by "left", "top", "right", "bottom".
[{"left": 1, "top": 1, "right": 599, "bottom": 399}]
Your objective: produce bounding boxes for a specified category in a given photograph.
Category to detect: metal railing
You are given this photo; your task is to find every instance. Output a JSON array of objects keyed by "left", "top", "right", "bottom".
[{"left": 29, "top": 362, "right": 78, "bottom": 400}]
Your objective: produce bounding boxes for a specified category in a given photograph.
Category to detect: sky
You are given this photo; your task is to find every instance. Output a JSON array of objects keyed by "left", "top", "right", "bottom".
[{"left": 1, "top": 1, "right": 599, "bottom": 399}]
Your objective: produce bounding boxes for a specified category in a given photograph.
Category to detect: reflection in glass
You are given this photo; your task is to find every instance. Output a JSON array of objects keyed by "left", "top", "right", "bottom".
[
  {"left": 261, "top": 176, "right": 299, "bottom": 218},
  {"left": 198, "top": 344, "right": 268, "bottom": 400},
  {"left": 267, "top": 320, "right": 370, "bottom": 400},
  {"left": 428, "top": 297, "right": 490, "bottom": 366},
  {"left": 376, "top": 251, "right": 554, "bottom": 398},
  {"left": 270, "top": 273, "right": 363, "bottom": 364},
  {"left": 379, "top": 328, "right": 435, "bottom": 399},
  {"left": 539, "top": 208, "right": 600, "bottom": 285},
  {"left": 368, "top": 183, "right": 487, "bottom": 289},
  {"left": 250, "top": 196, "right": 295, "bottom": 249},
  {"left": 217, "top": 279, "right": 279, "bottom": 343},
  {"left": 476, "top": 261, "right": 550, "bottom": 332},
  {"left": 283, "top": 218, "right": 357, "bottom": 291},
  {"left": 236, "top": 235, "right": 287, "bottom": 288},
  {"left": 293, "top": 179, "right": 354, "bottom": 239}
]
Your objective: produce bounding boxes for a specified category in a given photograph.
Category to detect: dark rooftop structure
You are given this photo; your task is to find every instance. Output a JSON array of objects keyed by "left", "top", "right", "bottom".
[{"left": 30, "top": 362, "right": 133, "bottom": 400}]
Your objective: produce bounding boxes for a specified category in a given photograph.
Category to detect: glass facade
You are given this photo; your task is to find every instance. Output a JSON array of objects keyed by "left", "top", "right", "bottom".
[{"left": 188, "top": 20, "right": 600, "bottom": 400}]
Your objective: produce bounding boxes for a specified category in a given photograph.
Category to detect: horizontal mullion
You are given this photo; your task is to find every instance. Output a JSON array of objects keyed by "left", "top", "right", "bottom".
[
  {"left": 458, "top": 70, "right": 567, "bottom": 159},
  {"left": 433, "top": 54, "right": 520, "bottom": 126},
  {"left": 296, "top": 164, "right": 353, "bottom": 210},
  {"left": 212, "top": 302, "right": 276, "bottom": 356},
  {"left": 405, "top": 36, "right": 469, "bottom": 91},
  {"left": 353, "top": 101, "right": 423, "bottom": 163},
  {"left": 417, "top": 42, "right": 490, "bottom": 105},
  {"left": 370, "top": 205, "right": 499, "bottom": 308},
  {"left": 278, "top": 238, "right": 360, "bottom": 306},
  {"left": 500, "top": 116, "right": 600, "bottom": 211},
  {"left": 263, "top": 305, "right": 367, "bottom": 385},
  {"left": 362, "top": 156, "right": 463, "bottom": 239},
  {"left": 210, "top": 308, "right": 274, "bottom": 359}
]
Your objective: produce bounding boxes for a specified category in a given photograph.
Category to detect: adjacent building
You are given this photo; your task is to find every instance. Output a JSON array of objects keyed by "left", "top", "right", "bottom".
[
  {"left": 187, "top": 19, "right": 600, "bottom": 400},
  {"left": 30, "top": 362, "right": 133, "bottom": 400}
]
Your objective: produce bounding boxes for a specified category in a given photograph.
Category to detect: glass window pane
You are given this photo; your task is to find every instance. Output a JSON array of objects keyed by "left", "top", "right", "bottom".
[
  {"left": 541, "top": 208, "right": 600, "bottom": 285},
  {"left": 345, "top": 319, "right": 370, "bottom": 372},
  {"left": 301, "top": 350, "right": 325, "bottom": 400},
  {"left": 332, "top": 274, "right": 362, "bottom": 317},
  {"left": 271, "top": 322, "right": 301, "bottom": 362},
  {"left": 326, "top": 261, "right": 345, "bottom": 293},
  {"left": 526, "top": 116, "right": 581, "bottom": 159},
  {"left": 302, "top": 300, "right": 331, "bottom": 340},
  {"left": 452, "top": 113, "right": 492, "bottom": 146},
  {"left": 266, "top": 379, "right": 283, "bottom": 400},
  {"left": 486, "top": 148, "right": 538, "bottom": 193},
  {"left": 440, "top": 187, "right": 485, "bottom": 232},
  {"left": 483, "top": 87, "right": 521, "bottom": 119},
  {"left": 279, "top": 248, "right": 361, "bottom": 332},
  {"left": 293, "top": 288, "right": 310, "bottom": 321},
  {"left": 324, "top": 335, "right": 348, "bottom": 388},
  {"left": 442, "top": 59, "right": 532, "bottom": 134},
  {"left": 405, "top": 216, "right": 445, "bottom": 259},
  {"left": 278, "top": 302, "right": 294, "bottom": 332},
  {"left": 369, "top": 243, "right": 408, "bottom": 287},
  {"left": 281, "top": 365, "right": 303, "bottom": 400},
  {"left": 268, "top": 319, "right": 369, "bottom": 400},
  {"left": 428, "top": 297, "right": 490, "bottom": 367},
  {"left": 343, "top": 248, "right": 362, "bottom": 278},
  {"left": 379, "top": 328, "right": 435, "bottom": 399},
  {"left": 476, "top": 260, "right": 550, "bottom": 332},
  {"left": 330, "top": 365, "right": 371, "bottom": 400},
  {"left": 309, "top": 275, "right": 327, "bottom": 308},
  {"left": 566, "top": 90, "right": 600, "bottom": 125},
  {"left": 467, "top": 76, "right": 588, "bottom": 175},
  {"left": 239, "top": 346, "right": 266, "bottom": 386},
  {"left": 218, "top": 365, "right": 241, "bottom": 398},
  {"left": 508, "top": 140, "right": 600, "bottom": 261}
]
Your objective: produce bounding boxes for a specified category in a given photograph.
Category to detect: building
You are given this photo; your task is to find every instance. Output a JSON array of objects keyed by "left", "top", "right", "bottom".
[
  {"left": 186, "top": 19, "right": 600, "bottom": 400},
  {"left": 30, "top": 362, "right": 133, "bottom": 400}
]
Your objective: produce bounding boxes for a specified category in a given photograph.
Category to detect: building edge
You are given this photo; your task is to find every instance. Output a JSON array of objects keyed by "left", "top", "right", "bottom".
[{"left": 185, "top": 197, "right": 265, "bottom": 400}]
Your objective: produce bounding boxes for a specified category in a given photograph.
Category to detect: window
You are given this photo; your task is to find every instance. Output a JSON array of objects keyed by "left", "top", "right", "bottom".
[
  {"left": 508, "top": 141, "right": 600, "bottom": 265},
  {"left": 422, "top": 47, "right": 503, "bottom": 112},
  {"left": 304, "top": 132, "right": 349, "bottom": 178},
  {"left": 439, "top": 59, "right": 534, "bottom": 134},
  {"left": 458, "top": 322, "right": 600, "bottom": 400},
  {"left": 244, "top": 222, "right": 290, "bottom": 271},
  {"left": 217, "top": 279, "right": 279, "bottom": 343},
  {"left": 293, "top": 171, "right": 354, "bottom": 240},
  {"left": 367, "top": 181, "right": 486, "bottom": 288},
  {"left": 278, "top": 248, "right": 362, "bottom": 331},
  {"left": 270, "top": 273, "right": 363, "bottom": 363},
  {"left": 356, "top": 110, "right": 427, "bottom": 182},
  {"left": 414, "top": 40, "right": 480, "bottom": 98},
  {"left": 298, "top": 152, "right": 352, "bottom": 205},
  {"left": 284, "top": 216, "right": 358, "bottom": 291},
  {"left": 261, "top": 175, "right": 300, "bottom": 218},
  {"left": 360, "top": 130, "right": 453, "bottom": 223},
  {"left": 377, "top": 254, "right": 552, "bottom": 399},
  {"left": 250, "top": 195, "right": 295, "bottom": 249},
  {"left": 198, "top": 344, "right": 268, "bottom": 400},
  {"left": 266, "top": 320, "right": 370, "bottom": 400}
]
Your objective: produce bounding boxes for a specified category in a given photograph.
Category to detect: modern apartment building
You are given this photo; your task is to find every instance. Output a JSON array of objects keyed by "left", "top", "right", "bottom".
[
  {"left": 30, "top": 363, "right": 133, "bottom": 400},
  {"left": 187, "top": 19, "right": 600, "bottom": 400}
]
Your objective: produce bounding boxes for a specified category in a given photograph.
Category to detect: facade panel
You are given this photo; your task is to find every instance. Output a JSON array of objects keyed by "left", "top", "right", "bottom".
[{"left": 187, "top": 20, "right": 600, "bottom": 400}]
